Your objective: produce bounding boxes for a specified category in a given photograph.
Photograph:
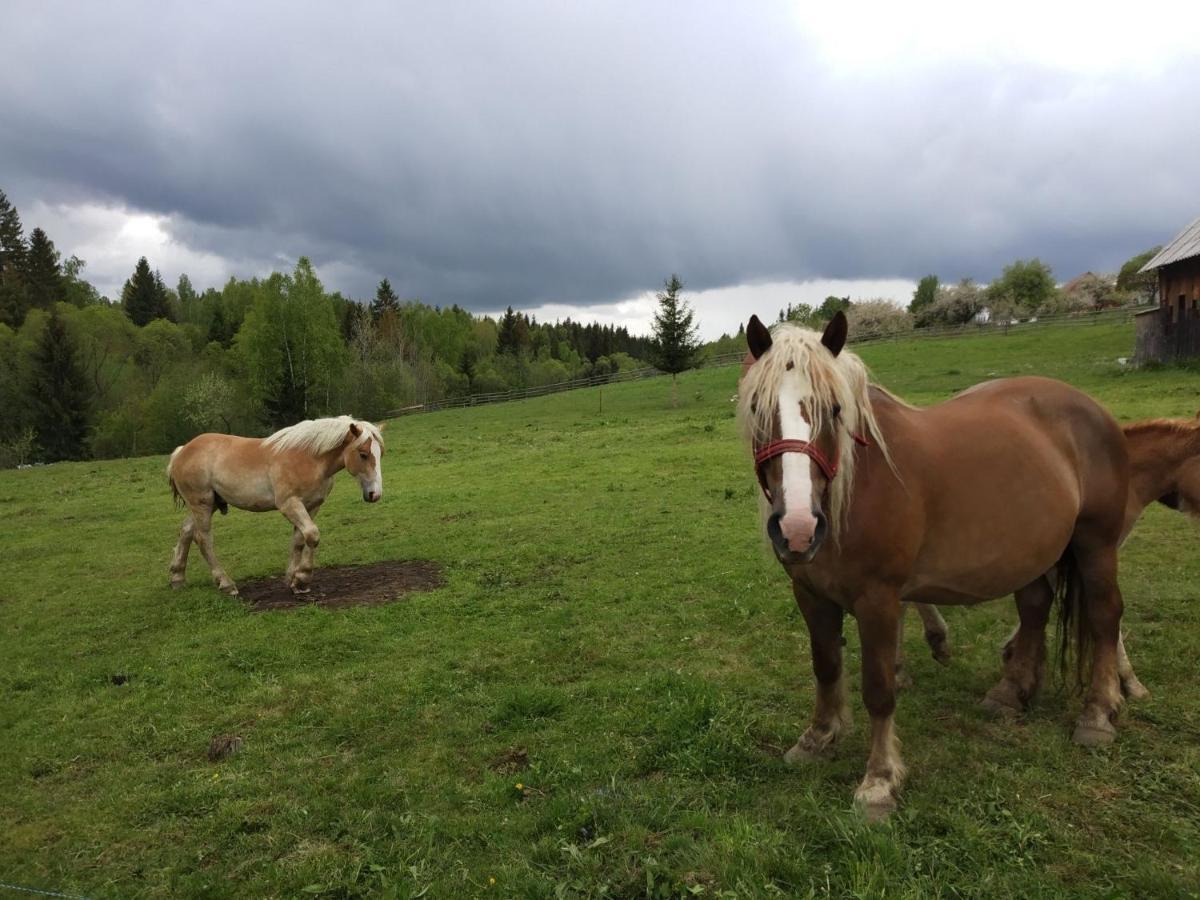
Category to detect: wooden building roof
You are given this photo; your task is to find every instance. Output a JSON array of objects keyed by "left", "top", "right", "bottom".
[{"left": 1141, "top": 217, "right": 1200, "bottom": 272}]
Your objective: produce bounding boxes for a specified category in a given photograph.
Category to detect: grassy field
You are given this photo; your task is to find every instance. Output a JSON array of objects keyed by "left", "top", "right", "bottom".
[{"left": 2, "top": 319, "right": 1199, "bottom": 898}]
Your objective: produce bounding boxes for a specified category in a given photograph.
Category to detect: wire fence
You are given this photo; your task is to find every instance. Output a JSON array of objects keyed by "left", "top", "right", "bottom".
[{"left": 388, "top": 304, "right": 1147, "bottom": 417}]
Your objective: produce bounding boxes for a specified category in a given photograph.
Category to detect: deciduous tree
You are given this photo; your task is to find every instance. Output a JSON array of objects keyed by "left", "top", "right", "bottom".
[
  {"left": 237, "top": 258, "right": 347, "bottom": 427},
  {"left": 910, "top": 275, "right": 938, "bottom": 314}
]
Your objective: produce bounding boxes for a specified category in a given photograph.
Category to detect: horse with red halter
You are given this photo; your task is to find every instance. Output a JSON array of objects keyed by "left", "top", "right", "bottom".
[
  {"left": 738, "top": 312, "right": 1129, "bottom": 820},
  {"left": 167, "top": 416, "right": 384, "bottom": 596},
  {"left": 909, "top": 410, "right": 1200, "bottom": 703}
]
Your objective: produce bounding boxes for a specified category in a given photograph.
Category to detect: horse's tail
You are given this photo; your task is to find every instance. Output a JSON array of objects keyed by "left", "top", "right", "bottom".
[
  {"left": 1054, "top": 547, "right": 1091, "bottom": 690},
  {"left": 167, "top": 446, "right": 184, "bottom": 509}
]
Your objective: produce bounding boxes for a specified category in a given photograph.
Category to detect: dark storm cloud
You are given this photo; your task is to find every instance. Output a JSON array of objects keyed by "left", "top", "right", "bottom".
[{"left": 2, "top": 1, "right": 1198, "bottom": 307}]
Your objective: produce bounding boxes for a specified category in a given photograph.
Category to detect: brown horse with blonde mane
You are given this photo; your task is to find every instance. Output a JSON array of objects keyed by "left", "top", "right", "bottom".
[
  {"left": 167, "top": 416, "right": 384, "bottom": 596},
  {"left": 738, "top": 312, "right": 1129, "bottom": 820}
]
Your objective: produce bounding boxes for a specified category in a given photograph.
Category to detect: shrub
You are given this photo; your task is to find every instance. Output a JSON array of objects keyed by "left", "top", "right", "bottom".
[
  {"left": 915, "top": 280, "right": 985, "bottom": 328},
  {"left": 846, "top": 299, "right": 913, "bottom": 337}
]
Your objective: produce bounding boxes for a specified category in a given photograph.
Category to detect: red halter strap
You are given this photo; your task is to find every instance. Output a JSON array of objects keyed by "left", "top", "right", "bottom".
[{"left": 753, "top": 432, "right": 869, "bottom": 502}]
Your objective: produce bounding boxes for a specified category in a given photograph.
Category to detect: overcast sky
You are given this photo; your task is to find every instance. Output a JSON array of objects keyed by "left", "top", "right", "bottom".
[{"left": 3, "top": 1, "right": 1198, "bottom": 339}]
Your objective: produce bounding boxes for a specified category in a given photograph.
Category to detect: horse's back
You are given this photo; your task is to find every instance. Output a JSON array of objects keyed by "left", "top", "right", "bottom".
[{"left": 936, "top": 377, "right": 1127, "bottom": 515}]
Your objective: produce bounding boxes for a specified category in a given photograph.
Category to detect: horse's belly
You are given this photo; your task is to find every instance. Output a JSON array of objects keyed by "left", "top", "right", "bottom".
[
  {"left": 905, "top": 512, "right": 1073, "bottom": 603},
  {"left": 212, "top": 473, "right": 277, "bottom": 512}
]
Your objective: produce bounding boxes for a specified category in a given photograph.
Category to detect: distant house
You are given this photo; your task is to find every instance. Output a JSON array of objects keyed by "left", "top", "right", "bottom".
[{"left": 1134, "top": 217, "right": 1200, "bottom": 364}]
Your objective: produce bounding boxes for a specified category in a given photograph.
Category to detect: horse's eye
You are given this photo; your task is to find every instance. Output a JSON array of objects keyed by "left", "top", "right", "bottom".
[
  {"left": 831, "top": 403, "right": 842, "bottom": 418},
  {"left": 359, "top": 452, "right": 370, "bottom": 460}
]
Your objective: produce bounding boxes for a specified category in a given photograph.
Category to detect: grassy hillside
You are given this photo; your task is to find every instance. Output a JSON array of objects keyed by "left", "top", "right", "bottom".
[{"left": 2, "top": 320, "right": 1199, "bottom": 898}]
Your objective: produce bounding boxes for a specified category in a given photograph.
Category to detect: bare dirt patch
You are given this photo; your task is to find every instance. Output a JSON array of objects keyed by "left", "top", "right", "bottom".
[
  {"left": 489, "top": 746, "right": 530, "bottom": 774},
  {"left": 239, "top": 560, "right": 444, "bottom": 611}
]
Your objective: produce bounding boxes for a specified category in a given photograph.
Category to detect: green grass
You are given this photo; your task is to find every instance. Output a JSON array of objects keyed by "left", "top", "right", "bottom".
[{"left": 2, "top": 320, "right": 1199, "bottom": 898}]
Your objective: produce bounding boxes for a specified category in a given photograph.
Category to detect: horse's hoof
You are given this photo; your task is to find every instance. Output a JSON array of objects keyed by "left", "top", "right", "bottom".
[
  {"left": 854, "top": 784, "right": 898, "bottom": 823},
  {"left": 1072, "top": 720, "right": 1116, "bottom": 748},
  {"left": 783, "top": 730, "right": 837, "bottom": 765},
  {"left": 1121, "top": 677, "right": 1150, "bottom": 701},
  {"left": 928, "top": 635, "right": 952, "bottom": 666},
  {"left": 980, "top": 696, "right": 1021, "bottom": 719},
  {"left": 291, "top": 586, "right": 311, "bottom": 596},
  {"left": 220, "top": 584, "right": 239, "bottom": 597},
  {"left": 980, "top": 684, "right": 1024, "bottom": 719},
  {"left": 170, "top": 580, "right": 185, "bottom": 590}
]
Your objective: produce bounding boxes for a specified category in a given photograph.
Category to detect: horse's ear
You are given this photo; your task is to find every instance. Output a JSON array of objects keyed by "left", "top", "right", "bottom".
[
  {"left": 348, "top": 423, "right": 362, "bottom": 440},
  {"left": 746, "top": 315, "right": 772, "bottom": 360},
  {"left": 821, "top": 311, "right": 848, "bottom": 358}
]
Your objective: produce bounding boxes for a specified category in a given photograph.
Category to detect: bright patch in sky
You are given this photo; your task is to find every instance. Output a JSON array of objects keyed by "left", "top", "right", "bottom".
[
  {"left": 27, "top": 201, "right": 250, "bottom": 301},
  {"left": 795, "top": 1, "right": 1197, "bottom": 74}
]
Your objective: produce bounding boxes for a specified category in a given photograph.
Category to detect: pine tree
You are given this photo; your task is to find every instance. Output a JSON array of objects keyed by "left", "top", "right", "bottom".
[
  {"left": 371, "top": 277, "right": 400, "bottom": 321},
  {"left": 497, "top": 306, "right": 520, "bottom": 354},
  {"left": 207, "top": 303, "right": 229, "bottom": 346},
  {"left": 0, "top": 189, "right": 30, "bottom": 327},
  {"left": 0, "top": 189, "right": 27, "bottom": 278},
  {"left": 651, "top": 274, "right": 699, "bottom": 407},
  {"left": 24, "top": 227, "right": 64, "bottom": 311},
  {"left": 153, "top": 269, "right": 176, "bottom": 321},
  {"left": 123, "top": 257, "right": 171, "bottom": 326},
  {"left": 27, "top": 310, "right": 92, "bottom": 461}
]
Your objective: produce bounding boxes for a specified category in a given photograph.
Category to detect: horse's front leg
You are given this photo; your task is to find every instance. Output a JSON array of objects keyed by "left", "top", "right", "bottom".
[
  {"left": 279, "top": 497, "right": 320, "bottom": 593},
  {"left": 854, "top": 589, "right": 905, "bottom": 822},
  {"left": 284, "top": 526, "right": 304, "bottom": 586},
  {"left": 784, "top": 583, "right": 849, "bottom": 764},
  {"left": 169, "top": 515, "right": 195, "bottom": 588}
]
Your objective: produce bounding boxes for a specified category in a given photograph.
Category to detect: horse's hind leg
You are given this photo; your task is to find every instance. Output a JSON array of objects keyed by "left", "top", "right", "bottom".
[
  {"left": 894, "top": 603, "right": 912, "bottom": 690},
  {"left": 914, "top": 603, "right": 951, "bottom": 664},
  {"left": 1117, "top": 631, "right": 1149, "bottom": 700},
  {"left": 785, "top": 584, "right": 850, "bottom": 764},
  {"left": 191, "top": 503, "right": 239, "bottom": 596},
  {"left": 1072, "top": 544, "right": 1124, "bottom": 747},
  {"left": 168, "top": 515, "right": 195, "bottom": 588},
  {"left": 982, "top": 576, "right": 1052, "bottom": 718}
]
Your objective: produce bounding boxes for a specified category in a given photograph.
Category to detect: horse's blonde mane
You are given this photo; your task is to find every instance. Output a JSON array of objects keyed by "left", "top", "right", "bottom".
[
  {"left": 263, "top": 416, "right": 383, "bottom": 456},
  {"left": 736, "top": 323, "right": 891, "bottom": 538}
]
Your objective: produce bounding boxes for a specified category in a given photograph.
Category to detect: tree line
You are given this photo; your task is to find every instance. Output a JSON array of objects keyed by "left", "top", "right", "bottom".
[
  {"left": 697, "top": 251, "right": 1162, "bottom": 358},
  {"left": 0, "top": 189, "right": 695, "bottom": 467}
]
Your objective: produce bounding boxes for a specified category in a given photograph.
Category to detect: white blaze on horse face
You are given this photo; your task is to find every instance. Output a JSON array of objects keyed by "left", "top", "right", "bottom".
[
  {"left": 368, "top": 439, "right": 383, "bottom": 500},
  {"left": 354, "top": 438, "right": 383, "bottom": 502},
  {"left": 777, "top": 376, "right": 819, "bottom": 550}
]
